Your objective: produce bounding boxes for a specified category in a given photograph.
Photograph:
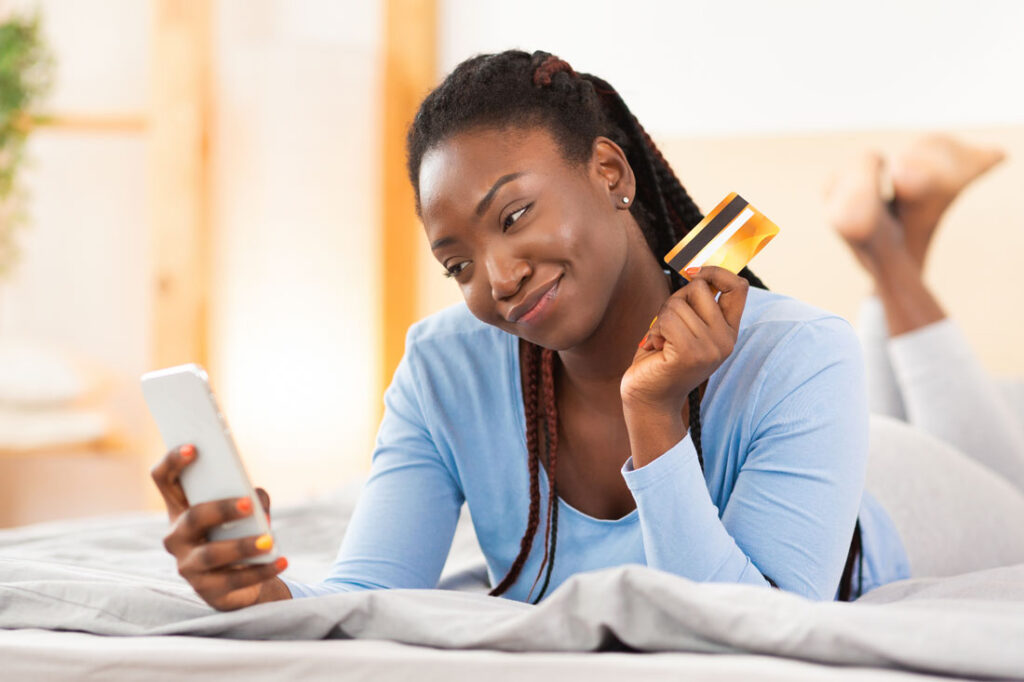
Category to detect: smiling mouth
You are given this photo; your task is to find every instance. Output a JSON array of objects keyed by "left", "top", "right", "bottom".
[{"left": 516, "top": 277, "right": 561, "bottom": 325}]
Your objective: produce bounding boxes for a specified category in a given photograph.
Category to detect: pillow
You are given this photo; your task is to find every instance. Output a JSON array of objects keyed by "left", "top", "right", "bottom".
[
  {"left": 0, "top": 407, "right": 109, "bottom": 452},
  {"left": 0, "top": 340, "right": 90, "bottom": 407}
]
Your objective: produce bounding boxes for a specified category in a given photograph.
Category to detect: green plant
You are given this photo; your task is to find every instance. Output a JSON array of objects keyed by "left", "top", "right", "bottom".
[{"left": 0, "top": 11, "right": 53, "bottom": 279}]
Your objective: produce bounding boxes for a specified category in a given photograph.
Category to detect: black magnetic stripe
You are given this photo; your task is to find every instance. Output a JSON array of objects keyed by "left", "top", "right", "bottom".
[{"left": 667, "top": 195, "right": 749, "bottom": 272}]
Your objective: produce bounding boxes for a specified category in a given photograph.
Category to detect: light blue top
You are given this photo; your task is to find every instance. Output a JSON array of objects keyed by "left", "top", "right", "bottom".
[{"left": 282, "top": 287, "right": 910, "bottom": 603}]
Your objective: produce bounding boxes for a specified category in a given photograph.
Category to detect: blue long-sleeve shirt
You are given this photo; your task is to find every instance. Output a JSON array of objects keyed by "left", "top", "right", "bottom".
[{"left": 282, "top": 286, "right": 910, "bottom": 602}]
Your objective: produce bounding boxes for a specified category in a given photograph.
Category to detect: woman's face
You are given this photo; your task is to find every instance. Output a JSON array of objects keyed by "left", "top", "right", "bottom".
[{"left": 418, "top": 125, "right": 636, "bottom": 350}]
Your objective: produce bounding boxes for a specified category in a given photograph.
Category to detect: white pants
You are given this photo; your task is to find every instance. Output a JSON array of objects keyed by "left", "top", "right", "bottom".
[{"left": 858, "top": 296, "right": 1024, "bottom": 577}]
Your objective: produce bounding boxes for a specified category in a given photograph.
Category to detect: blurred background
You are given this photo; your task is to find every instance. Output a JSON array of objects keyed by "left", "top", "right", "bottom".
[{"left": 1, "top": 0, "right": 1022, "bottom": 526}]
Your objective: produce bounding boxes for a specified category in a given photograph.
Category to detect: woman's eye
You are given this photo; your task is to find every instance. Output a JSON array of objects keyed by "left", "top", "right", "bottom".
[
  {"left": 443, "top": 261, "right": 468, "bottom": 279},
  {"left": 503, "top": 203, "right": 532, "bottom": 231}
]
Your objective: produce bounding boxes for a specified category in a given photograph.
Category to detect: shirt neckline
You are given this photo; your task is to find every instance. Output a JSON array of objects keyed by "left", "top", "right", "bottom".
[{"left": 507, "top": 333, "right": 639, "bottom": 526}]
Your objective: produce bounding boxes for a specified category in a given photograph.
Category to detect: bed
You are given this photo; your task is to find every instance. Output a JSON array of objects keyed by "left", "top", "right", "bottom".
[{"left": 3, "top": 420, "right": 1024, "bottom": 681}]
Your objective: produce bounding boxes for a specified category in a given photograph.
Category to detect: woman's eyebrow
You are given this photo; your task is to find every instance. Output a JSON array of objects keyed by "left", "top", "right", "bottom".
[
  {"left": 475, "top": 172, "right": 525, "bottom": 217},
  {"left": 430, "top": 172, "right": 527, "bottom": 252}
]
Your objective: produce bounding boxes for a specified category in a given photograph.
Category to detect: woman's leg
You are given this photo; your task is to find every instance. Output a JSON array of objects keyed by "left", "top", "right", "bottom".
[
  {"left": 824, "top": 150, "right": 947, "bottom": 336},
  {"left": 824, "top": 149, "right": 906, "bottom": 418},
  {"left": 885, "top": 317, "right": 1024, "bottom": 493},
  {"left": 888, "top": 133, "right": 1005, "bottom": 272},
  {"left": 858, "top": 294, "right": 907, "bottom": 420},
  {"left": 826, "top": 151, "right": 941, "bottom": 421},
  {"left": 996, "top": 378, "right": 1024, "bottom": 433},
  {"left": 866, "top": 414, "right": 1024, "bottom": 578},
  {"left": 826, "top": 141, "right": 1024, "bottom": 493}
]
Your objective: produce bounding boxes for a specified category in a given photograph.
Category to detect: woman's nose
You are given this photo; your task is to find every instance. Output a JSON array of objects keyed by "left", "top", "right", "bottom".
[{"left": 486, "top": 252, "right": 530, "bottom": 301}]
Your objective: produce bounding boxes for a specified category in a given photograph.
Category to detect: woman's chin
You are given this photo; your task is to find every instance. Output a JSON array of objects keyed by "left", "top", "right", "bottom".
[{"left": 519, "top": 322, "right": 589, "bottom": 353}]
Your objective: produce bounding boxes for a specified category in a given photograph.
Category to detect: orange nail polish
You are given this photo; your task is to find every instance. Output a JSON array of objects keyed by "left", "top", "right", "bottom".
[
  {"left": 685, "top": 266, "right": 701, "bottom": 277},
  {"left": 275, "top": 556, "right": 288, "bottom": 571},
  {"left": 638, "top": 332, "right": 649, "bottom": 348},
  {"left": 236, "top": 497, "right": 253, "bottom": 514},
  {"left": 180, "top": 444, "right": 196, "bottom": 460}
]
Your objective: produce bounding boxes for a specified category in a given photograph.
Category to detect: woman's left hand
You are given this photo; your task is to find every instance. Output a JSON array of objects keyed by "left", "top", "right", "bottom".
[{"left": 620, "top": 265, "right": 749, "bottom": 417}]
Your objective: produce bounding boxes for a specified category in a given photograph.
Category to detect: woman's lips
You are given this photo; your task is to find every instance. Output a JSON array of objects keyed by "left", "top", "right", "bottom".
[{"left": 517, "top": 276, "right": 561, "bottom": 325}]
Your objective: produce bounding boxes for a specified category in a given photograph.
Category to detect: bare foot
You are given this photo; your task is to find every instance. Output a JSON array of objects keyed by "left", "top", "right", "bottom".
[
  {"left": 890, "top": 134, "right": 1006, "bottom": 268},
  {"left": 824, "top": 151, "right": 908, "bottom": 278}
]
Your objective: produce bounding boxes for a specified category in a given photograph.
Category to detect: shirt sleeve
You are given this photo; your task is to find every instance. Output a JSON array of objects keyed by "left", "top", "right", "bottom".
[
  {"left": 281, "top": 330, "right": 465, "bottom": 599},
  {"left": 619, "top": 317, "right": 869, "bottom": 600}
]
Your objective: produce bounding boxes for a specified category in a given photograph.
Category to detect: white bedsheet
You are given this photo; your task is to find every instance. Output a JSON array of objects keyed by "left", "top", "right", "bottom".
[
  {"left": 1, "top": 629, "right": 952, "bottom": 682},
  {"left": 1, "top": 477, "right": 1022, "bottom": 681}
]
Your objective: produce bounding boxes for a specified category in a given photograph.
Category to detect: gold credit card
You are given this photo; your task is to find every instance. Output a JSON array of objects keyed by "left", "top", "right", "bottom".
[{"left": 663, "top": 192, "right": 779, "bottom": 276}]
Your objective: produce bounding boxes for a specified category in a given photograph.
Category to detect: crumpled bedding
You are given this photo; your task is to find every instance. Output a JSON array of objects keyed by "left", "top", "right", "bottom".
[{"left": 1, "top": 479, "right": 1023, "bottom": 681}]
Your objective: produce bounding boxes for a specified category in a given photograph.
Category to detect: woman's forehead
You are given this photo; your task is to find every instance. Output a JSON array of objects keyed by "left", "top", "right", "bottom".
[{"left": 418, "top": 126, "right": 565, "bottom": 217}]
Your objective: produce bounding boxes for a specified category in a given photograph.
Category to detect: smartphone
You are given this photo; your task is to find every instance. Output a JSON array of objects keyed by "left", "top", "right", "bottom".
[{"left": 141, "top": 363, "right": 278, "bottom": 565}]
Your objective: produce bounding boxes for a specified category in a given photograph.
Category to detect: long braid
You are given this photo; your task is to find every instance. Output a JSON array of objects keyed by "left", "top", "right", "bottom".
[
  {"left": 688, "top": 388, "right": 704, "bottom": 469},
  {"left": 488, "top": 341, "right": 543, "bottom": 597},
  {"left": 532, "top": 443, "right": 559, "bottom": 602},
  {"left": 527, "top": 347, "right": 559, "bottom": 602}
]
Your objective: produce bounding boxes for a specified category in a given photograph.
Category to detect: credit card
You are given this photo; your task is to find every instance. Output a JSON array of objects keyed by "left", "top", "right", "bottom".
[{"left": 663, "top": 192, "right": 779, "bottom": 276}]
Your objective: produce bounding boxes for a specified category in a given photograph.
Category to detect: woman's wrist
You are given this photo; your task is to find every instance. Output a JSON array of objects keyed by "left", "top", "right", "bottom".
[
  {"left": 623, "top": 401, "right": 689, "bottom": 469},
  {"left": 256, "top": 576, "right": 293, "bottom": 603}
]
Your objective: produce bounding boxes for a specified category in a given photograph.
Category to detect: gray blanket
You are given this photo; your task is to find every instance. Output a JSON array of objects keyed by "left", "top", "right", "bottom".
[{"left": 2, "top": 483, "right": 1023, "bottom": 681}]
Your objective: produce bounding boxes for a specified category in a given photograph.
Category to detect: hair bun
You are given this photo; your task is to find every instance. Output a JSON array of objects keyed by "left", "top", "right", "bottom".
[{"left": 532, "top": 54, "right": 577, "bottom": 87}]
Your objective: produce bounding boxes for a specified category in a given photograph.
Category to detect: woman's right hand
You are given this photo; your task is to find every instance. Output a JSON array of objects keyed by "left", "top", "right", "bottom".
[{"left": 150, "top": 444, "right": 291, "bottom": 611}]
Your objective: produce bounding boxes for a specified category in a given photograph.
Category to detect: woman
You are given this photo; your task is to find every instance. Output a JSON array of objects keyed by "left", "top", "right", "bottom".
[{"left": 151, "top": 50, "right": 907, "bottom": 611}]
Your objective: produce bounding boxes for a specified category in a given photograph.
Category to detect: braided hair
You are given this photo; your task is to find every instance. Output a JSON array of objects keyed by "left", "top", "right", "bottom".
[{"left": 406, "top": 50, "right": 856, "bottom": 603}]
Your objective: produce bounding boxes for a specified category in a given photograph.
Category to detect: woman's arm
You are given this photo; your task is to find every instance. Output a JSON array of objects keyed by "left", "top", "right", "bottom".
[{"left": 620, "top": 316, "right": 869, "bottom": 600}]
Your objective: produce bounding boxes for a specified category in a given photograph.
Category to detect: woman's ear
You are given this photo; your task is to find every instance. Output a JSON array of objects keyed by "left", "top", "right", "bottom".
[{"left": 590, "top": 136, "right": 636, "bottom": 209}]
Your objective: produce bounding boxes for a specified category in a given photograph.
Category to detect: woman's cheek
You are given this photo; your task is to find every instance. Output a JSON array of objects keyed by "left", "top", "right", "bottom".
[
  {"left": 554, "top": 213, "right": 594, "bottom": 261},
  {"left": 464, "top": 282, "right": 501, "bottom": 327}
]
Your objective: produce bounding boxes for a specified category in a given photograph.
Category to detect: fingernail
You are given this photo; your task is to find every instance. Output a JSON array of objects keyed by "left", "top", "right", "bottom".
[
  {"left": 180, "top": 444, "right": 195, "bottom": 460},
  {"left": 265, "top": 512, "right": 271, "bottom": 523},
  {"left": 275, "top": 557, "right": 288, "bottom": 571},
  {"left": 684, "top": 266, "right": 701, "bottom": 277},
  {"left": 648, "top": 315, "right": 658, "bottom": 329},
  {"left": 236, "top": 497, "right": 253, "bottom": 514},
  {"left": 638, "top": 332, "right": 649, "bottom": 348},
  {"left": 255, "top": 534, "right": 274, "bottom": 551}
]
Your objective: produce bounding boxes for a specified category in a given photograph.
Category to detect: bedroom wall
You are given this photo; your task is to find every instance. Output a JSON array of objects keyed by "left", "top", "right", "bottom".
[
  {"left": 418, "top": 0, "right": 1024, "bottom": 378},
  {"left": 656, "top": 126, "right": 1024, "bottom": 378},
  {"left": 2, "top": 0, "right": 1022, "bottom": 526},
  {"left": 0, "top": 0, "right": 153, "bottom": 525},
  {"left": 0, "top": 0, "right": 151, "bottom": 380},
  {"left": 207, "top": 0, "right": 383, "bottom": 504},
  {"left": 0, "top": 0, "right": 385, "bottom": 524}
]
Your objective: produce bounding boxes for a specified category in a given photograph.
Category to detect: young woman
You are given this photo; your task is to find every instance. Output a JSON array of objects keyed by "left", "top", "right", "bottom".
[{"left": 151, "top": 50, "right": 910, "bottom": 611}]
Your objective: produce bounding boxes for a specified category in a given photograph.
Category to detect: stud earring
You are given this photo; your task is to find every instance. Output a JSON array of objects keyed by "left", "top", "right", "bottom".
[{"left": 621, "top": 196, "right": 630, "bottom": 205}]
